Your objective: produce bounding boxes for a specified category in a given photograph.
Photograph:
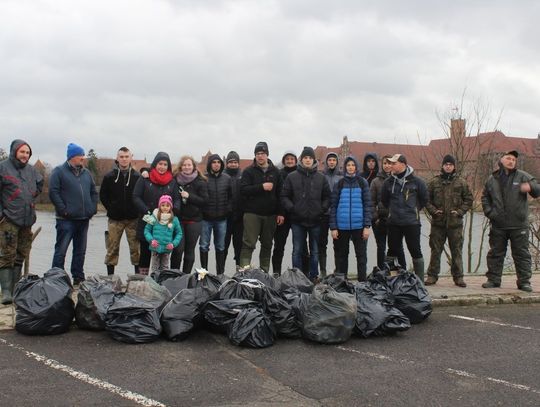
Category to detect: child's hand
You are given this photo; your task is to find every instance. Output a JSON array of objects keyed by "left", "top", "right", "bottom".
[
  {"left": 166, "top": 243, "right": 174, "bottom": 250},
  {"left": 151, "top": 240, "right": 159, "bottom": 248}
]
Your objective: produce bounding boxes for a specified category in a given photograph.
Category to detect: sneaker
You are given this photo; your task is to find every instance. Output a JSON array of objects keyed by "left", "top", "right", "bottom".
[
  {"left": 518, "top": 283, "right": 533, "bottom": 293},
  {"left": 481, "top": 281, "right": 500, "bottom": 289},
  {"left": 454, "top": 277, "right": 467, "bottom": 288},
  {"left": 424, "top": 276, "right": 437, "bottom": 286}
]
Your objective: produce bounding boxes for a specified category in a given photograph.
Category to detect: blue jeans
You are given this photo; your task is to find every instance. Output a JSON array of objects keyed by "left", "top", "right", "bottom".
[
  {"left": 200, "top": 219, "right": 227, "bottom": 252},
  {"left": 291, "top": 224, "right": 320, "bottom": 278},
  {"left": 52, "top": 219, "right": 90, "bottom": 281}
]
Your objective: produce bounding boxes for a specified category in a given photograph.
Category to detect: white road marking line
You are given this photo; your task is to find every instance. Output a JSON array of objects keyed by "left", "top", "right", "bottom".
[
  {"left": 336, "top": 345, "right": 415, "bottom": 364},
  {"left": 446, "top": 368, "right": 540, "bottom": 395},
  {"left": 0, "top": 337, "right": 166, "bottom": 407},
  {"left": 449, "top": 314, "right": 539, "bottom": 331}
]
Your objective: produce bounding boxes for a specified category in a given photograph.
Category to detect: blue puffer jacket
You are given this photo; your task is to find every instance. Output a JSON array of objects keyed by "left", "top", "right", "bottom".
[
  {"left": 144, "top": 212, "right": 182, "bottom": 254},
  {"left": 49, "top": 161, "right": 98, "bottom": 220},
  {"left": 330, "top": 157, "right": 372, "bottom": 231}
]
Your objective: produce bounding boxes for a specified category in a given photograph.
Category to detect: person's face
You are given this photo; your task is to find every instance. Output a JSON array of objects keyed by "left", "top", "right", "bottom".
[
  {"left": 301, "top": 156, "right": 314, "bottom": 168},
  {"left": 382, "top": 159, "right": 393, "bottom": 174},
  {"left": 155, "top": 160, "right": 169, "bottom": 174},
  {"left": 255, "top": 151, "right": 268, "bottom": 166},
  {"left": 227, "top": 160, "right": 239, "bottom": 169},
  {"left": 181, "top": 159, "right": 194, "bottom": 174},
  {"left": 391, "top": 161, "right": 406, "bottom": 173},
  {"left": 346, "top": 160, "right": 356, "bottom": 175},
  {"left": 16, "top": 145, "right": 31, "bottom": 164},
  {"left": 211, "top": 159, "right": 222, "bottom": 173},
  {"left": 326, "top": 157, "right": 337, "bottom": 169},
  {"left": 366, "top": 158, "right": 376, "bottom": 170},
  {"left": 283, "top": 155, "right": 296, "bottom": 168},
  {"left": 442, "top": 163, "right": 455, "bottom": 174},
  {"left": 500, "top": 154, "right": 517, "bottom": 171},
  {"left": 116, "top": 150, "right": 132, "bottom": 169},
  {"left": 160, "top": 202, "right": 171, "bottom": 213},
  {"left": 69, "top": 155, "right": 85, "bottom": 167}
]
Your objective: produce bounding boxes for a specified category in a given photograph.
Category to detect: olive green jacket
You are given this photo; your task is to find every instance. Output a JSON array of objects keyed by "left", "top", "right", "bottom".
[{"left": 426, "top": 172, "right": 473, "bottom": 229}]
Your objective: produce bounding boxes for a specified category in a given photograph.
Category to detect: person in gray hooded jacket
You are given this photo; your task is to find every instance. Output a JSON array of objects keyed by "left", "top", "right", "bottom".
[{"left": 0, "top": 139, "right": 43, "bottom": 304}]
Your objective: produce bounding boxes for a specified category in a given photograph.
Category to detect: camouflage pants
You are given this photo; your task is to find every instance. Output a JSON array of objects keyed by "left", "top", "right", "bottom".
[
  {"left": 486, "top": 227, "right": 531, "bottom": 285},
  {"left": 0, "top": 218, "right": 32, "bottom": 268},
  {"left": 427, "top": 225, "right": 464, "bottom": 279},
  {"left": 105, "top": 218, "right": 140, "bottom": 266}
]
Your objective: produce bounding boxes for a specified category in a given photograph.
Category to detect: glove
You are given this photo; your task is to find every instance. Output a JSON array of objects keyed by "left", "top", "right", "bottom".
[
  {"left": 151, "top": 240, "right": 159, "bottom": 248},
  {"left": 166, "top": 243, "right": 174, "bottom": 250},
  {"left": 143, "top": 212, "right": 155, "bottom": 224}
]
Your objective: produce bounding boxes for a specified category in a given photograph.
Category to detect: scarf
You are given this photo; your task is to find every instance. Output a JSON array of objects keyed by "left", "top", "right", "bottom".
[
  {"left": 153, "top": 209, "right": 173, "bottom": 226},
  {"left": 176, "top": 171, "right": 198, "bottom": 185},
  {"left": 150, "top": 168, "right": 173, "bottom": 185}
]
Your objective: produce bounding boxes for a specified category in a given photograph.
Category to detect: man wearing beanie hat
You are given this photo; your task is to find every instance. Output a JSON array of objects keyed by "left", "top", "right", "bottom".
[
  {"left": 0, "top": 140, "right": 43, "bottom": 304},
  {"left": 224, "top": 150, "right": 243, "bottom": 268},
  {"left": 481, "top": 150, "right": 540, "bottom": 292},
  {"left": 281, "top": 147, "right": 330, "bottom": 282},
  {"left": 239, "top": 141, "right": 284, "bottom": 272},
  {"left": 425, "top": 154, "right": 473, "bottom": 287},
  {"left": 49, "top": 143, "right": 98, "bottom": 285}
]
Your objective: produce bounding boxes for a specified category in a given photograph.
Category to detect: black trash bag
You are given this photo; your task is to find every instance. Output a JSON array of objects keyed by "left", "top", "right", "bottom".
[
  {"left": 282, "top": 287, "right": 311, "bottom": 329},
  {"left": 161, "top": 274, "right": 191, "bottom": 298},
  {"left": 105, "top": 293, "right": 162, "bottom": 343},
  {"left": 353, "top": 283, "right": 411, "bottom": 338},
  {"left": 366, "top": 267, "right": 396, "bottom": 301},
  {"left": 160, "top": 288, "right": 201, "bottom": 341},
  {"left": 14, "top": 268, "right": 75, "bottom": 335},
  {"left": 321, "top": 274, "right": 356, "bottom": 294},
  {"left": 301, "top": 284, "right": 356, "bottom": 344},
  {"left": 233, "top": 267, "right": 280, "bottom": 291},
  {"left": 388, "top": 271, "right": 432, "bottom": 324},
  {"left": 260, "top": 286, "right": 300, "bottom": 338},
  {"left": 126, "top": 275, "right": 171, "bottom": 306},
  {"left": 187, "top": 270, "right": 224, "bottom": 293},
  {"left": 229, "top": 307, "right": 276, "bottom": 348},
  {"left": 202, "top": 299, "right": 258, "bottom": 333},
  {"left": 279, "top": 268, "right": 313, "bottom": 293},
  {"left": 154, "top": 269, "right": 184, "bottom": 284},
  {"left": 75, "top": 275, "right": 123, "bottom": 331},
  {"left": 216, "top": 279, "right": 256, "bottom": 301}
]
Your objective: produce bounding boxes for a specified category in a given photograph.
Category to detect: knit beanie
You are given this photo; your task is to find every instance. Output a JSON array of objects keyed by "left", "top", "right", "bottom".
[
  {"left": 159, "top": 194, "right": 173, "bottom": 207},
  {"left": 442, "top": 154, "right": 456, "bottom": 166},
  {"left": 226, "top": 151, "right": 240, "bottom": 162},
  {"left": 300, "top": 146, "right": 315, "bottom": 160},
  {"left": 67, "top": 143, "right": 85, "bottom": 160},
  {"left": 254, "top": 141, "right": 269, "bottom": 155}
]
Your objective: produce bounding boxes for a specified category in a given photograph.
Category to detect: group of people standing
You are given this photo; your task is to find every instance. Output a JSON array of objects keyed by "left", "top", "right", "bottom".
[{"left": 0, "top": 139, "right": 538, "bottom": 305}]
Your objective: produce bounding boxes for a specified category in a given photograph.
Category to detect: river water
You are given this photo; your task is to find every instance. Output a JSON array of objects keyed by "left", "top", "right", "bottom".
[{"left": 27, "top": 211, "right": 490, "bottom": 281}]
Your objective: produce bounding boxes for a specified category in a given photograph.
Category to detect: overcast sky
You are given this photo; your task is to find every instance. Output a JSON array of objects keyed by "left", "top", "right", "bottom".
[{"left": 2, "top": 0, "right": 540, "bottom": 166}]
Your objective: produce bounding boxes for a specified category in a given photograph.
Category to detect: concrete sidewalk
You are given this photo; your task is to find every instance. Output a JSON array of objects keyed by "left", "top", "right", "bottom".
[{"left": 1, "top": 273, "right": 539, "bottom": 330}]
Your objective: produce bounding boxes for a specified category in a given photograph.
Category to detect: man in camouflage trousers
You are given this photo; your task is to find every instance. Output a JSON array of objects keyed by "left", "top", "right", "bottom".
[{"left": 425, "top": 155, "right": 473, "bottom": 287}]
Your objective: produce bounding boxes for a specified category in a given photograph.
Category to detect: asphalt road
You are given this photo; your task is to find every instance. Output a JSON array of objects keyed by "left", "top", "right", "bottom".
[{"left": 1, "top": 304, "right": 539, "bottom": 407}]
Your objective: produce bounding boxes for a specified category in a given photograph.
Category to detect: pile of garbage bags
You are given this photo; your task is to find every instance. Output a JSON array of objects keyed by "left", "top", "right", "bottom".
[{"left": 12, "top": 263, "right": 432, "bottom": 348}]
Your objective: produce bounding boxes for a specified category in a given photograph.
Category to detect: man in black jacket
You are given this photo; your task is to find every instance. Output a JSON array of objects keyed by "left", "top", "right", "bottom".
[
  {"left": 223, "top": 151, "right": 243, "bottom": 268},
  {"left": 200, "top": 154, "right": 232, "bottom": 274},
  {"left": 481, "top": 150, "right": 540, "bottom": 292},
  {"left": 281, "top": 147, "right": 330, "bottom": 282},
  {"left": 100, "top": 147, "right": 140, "bottom": 275},
  {"left": 239, "top": 142, "right": 284, "bottom": 272}
]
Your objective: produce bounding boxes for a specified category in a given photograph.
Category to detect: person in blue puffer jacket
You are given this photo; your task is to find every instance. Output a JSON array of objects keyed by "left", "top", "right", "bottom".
[{"left": 329, "top": 156, "right": 372, "bottom": 281}]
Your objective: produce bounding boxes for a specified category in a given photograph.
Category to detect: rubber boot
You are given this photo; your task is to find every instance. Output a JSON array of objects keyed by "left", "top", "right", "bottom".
[
  {"left": 107, "top": 265, "right": 115, "bottom": 275},
  {"left": 200, "top": 250, "right": 209, "bottom": 270},
  {"left": 216, "top": 250, "right": 226, "bottom": 275},
  {"left": 412, "top": 257, "right": 425, "bottom": 281},
  {"left": 272, "top": 254, "right": 282, "bottom": 275},
  {"left": 0, "top": 268, "right": 14, "bottom": 305},
  {"left": 319, "top": 254, "right": 327, "bottom": 278}
]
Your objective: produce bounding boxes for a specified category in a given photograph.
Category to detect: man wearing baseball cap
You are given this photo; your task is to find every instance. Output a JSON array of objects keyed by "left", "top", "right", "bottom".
[{"left": 481, "top": 150, "right": 540, "bottom": 292}]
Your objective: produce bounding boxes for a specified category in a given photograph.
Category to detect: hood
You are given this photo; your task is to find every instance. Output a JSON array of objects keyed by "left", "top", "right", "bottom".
[
  {"left": 324, "top": 151, "right": 339, "bottom": 168},
  {"left": 281, "top": 150, "right": 298, "bottom": 167},
  {"left": 362, "top": 152, "right": 379, "bottom": 174},
  {"left": 343, "top": 156, "right": 360, "bottom": 177},
  {"left": 151, "top": 152, "right": 172, "bottom": 172},
  {"left": 10, "top": 139, "right": 32, "bottom": 160},
  {"left": 206, "top": 153, "right": 224, "bottom": 176}
]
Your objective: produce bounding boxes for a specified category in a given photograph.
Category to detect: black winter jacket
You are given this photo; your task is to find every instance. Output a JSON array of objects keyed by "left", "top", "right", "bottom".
[
  {"left": 281, "top": 163, "right": 331, "bottom": 227},
  {"left": 203, "top": 154, "right": 232, "bottom": 221},
  {"left": 224, "top": 167, "right": 243, "bottom": 220},
  {"left": 100, "top": 164, "right": 140, "bottom": 220},
  {"left": 177, "top": 175, "right": 208, "bottom": 222},
  {"left": 240, "top": 159, "right": 283, "bottom": 216}
]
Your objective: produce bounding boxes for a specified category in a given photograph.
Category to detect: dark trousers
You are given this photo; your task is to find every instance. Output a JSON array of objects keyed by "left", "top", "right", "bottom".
[
  {"left": 427, "top": 225, "right": 464, "bottom": 279},
  {"left": 318, "top": 214, "right": 339, "bottom": 273},
  {"left": 372, "top": 221, "right": 388, "bottom": 269},
  {"left": 291, "top": 224, "right": 320, "bottom": 278},
  {"left": 272, "top": 219, "right": 291, "bottom": 274},
  {"left": 139, "top": 239, "right": 151, "bottom": 269},
  {"left": 335, "top": 229, "right": 367, "bottom": 281},
  {"left": 52, "top": 219, "right": 89, "bottom": 280},
  {"left": 486, "top": 227, "right": 531, "bottom": 285},
  {"left": 224, "top": 215, "right": 243, "bottom": 266},
  {"left": 171, "top": 221, "right": 202, "bottom": 273},
  {"left": 387, "top": 224, "right": 422, "bottom": 265}
]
